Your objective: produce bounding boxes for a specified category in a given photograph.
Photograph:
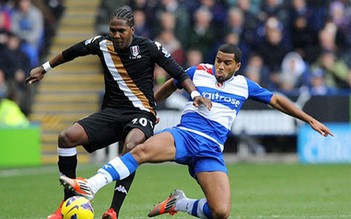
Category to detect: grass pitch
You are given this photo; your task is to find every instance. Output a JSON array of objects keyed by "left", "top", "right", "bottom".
[{"left": 0, "top": 162, "right": 350, "bottom": 218}]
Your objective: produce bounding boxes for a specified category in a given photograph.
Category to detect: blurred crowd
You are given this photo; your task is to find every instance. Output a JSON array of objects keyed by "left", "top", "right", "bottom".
[
  {"left": 0, "top": 0, "right": 65, "bottom": 120},
  {"left": 96, "top": 0, "right": 350, "bottom": 100},
  {"left": 1, "top": 0, "right": 350, "bottom": 124}
]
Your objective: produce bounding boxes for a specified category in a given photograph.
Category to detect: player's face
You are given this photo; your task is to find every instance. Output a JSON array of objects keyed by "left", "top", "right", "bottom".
[
  {"left": 214, "top": 51, "right": 241, "bottom": 83},
  {"left": 109, "top": 18, "right": 135, "bottom": 50}
]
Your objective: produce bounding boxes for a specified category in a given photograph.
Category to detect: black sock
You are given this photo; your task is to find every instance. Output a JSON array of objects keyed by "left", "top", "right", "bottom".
[
  {"left": 58, "top": 155, "right": 77, "bottom": 200},
  {"left": 110, "top": 172, "right": 136, "bottom": 216}
]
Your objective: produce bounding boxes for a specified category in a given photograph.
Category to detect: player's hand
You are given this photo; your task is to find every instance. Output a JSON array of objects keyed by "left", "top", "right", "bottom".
[
  {"left": 310, "top": 120, "right": 334, "bottom": 137},
  {"left": 155, "top": 117, "right": 160, "bottom": 124},
  {"left": 25, "top": 66, "right": 46, "bottom": 85},
  {"left": 193, "top": 96, "right": 212, "bottom": 110}
]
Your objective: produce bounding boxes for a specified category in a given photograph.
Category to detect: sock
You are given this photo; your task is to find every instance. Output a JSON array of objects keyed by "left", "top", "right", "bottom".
[
  {"left": 87, "top": 153, "right": 139, "bottom": 194},
  {"left": 177, "top": 198, "right": 211, "bottom": 219},
  {"left": 57, "top": 147, "right": 77, "bottom": 200},
  {"left": 110, "top": 172, "right": 136, "bottom": 216}
]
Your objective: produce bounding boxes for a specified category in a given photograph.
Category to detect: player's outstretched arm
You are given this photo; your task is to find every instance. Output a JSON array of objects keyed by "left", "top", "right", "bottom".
[
  {"left": 25, "top": 53, "right": 66, "bottom": 85},
  {"left": 269, "top": 93, "right": 334, "bottom": 137},
  {"left": 155, "top": 78, "right": 212, "bottom": 110},
  {"left": 154, "top": 78, "right": 178, "bottom": 103}
]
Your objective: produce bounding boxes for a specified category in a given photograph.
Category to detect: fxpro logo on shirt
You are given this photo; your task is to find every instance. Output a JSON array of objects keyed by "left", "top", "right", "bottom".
[{"left": 201, "top": 91, "right": 241, "bottom": 108}]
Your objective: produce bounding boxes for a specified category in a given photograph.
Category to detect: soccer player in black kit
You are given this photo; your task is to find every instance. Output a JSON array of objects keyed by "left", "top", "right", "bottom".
[{"left": 25, "top": 8, "right": 211, "bottom": 219}]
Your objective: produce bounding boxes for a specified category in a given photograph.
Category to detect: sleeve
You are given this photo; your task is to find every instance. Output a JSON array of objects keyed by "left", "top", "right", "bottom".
[
  {"left": 246, "top": 78, "right": 273, "bottom": 104},
  {"left": 150, "top": 41, "right": 189, "bottom": 84},
  {"left": 62, "top": 36, "right": 102, "bottom": 61},
  {"left": 174, "top": 66, "right": 197, "bottom": 89}
]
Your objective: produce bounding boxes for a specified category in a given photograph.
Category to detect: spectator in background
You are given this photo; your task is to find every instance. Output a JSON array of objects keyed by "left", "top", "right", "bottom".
[
  {"left": 311, "top": 49, "right": 350, "bottom": 90},
  {"left": 226, "top": 7, "right": 244, "bottom": 39},
  {"left": 243, "top": 52, "right": 270, "bottom": 87},
  {"left": 308, "top": 67, "right": 336, "bottom": 95},
  {"left": 225, "top": 0, "right": 261, "bottom": 14},
  {"left": 0, "top": 58, "right": 29, "bottom": 126},
  {"left": 154, "top": 11, "right": 186, "bottom": 65},
  {"left": 188, "top": 6, "right": 217, "bottom": 63},
  {"left": 307, "top": 0, "right": 329, "bottom": 33},
  {"left": 184, "top": 48, "right": 203, "bottom": 68},
  {"left": 128, "top": 0, "right": 157, "bottom": 29},
  {"left": 224, "top": 6, "right": 252, "bottom": 67},
  {"left": 0, "top": 69, "right": 8, "bottom": 100},
  {"left": 155, "top": 10, "right": 176, "bottom": 34},
  {"left": 255, "top": 16, "right": 291, "bottom": 89},
  {"left": 0, "top": 0, "right": 12, "bottom": 31},
  {"left": 11, "top": 0, "right": 44, "bottom": 68},
  {"left": 258, "top": 0, "right": 289, "bottom": 27},
  {"left": 31, "top": 0, "right": 65, "bottom": 57},
  {"left": 157, "top": 0, "right": 191, "bottom": 48},
  {"left": 0, "top": 93, "right": 29, "bottom": 127},
  {"left": 0, "top": 29, "right": 20, "bottom": 82},
  {"left": 317, "top": 21, "right": 338, "bottom": 56},
  {"left": 288, "top": 0, "right": 318, "bottom": 62},
  {"left": 234, "top": 0, "right": 260, "bottom": 47},
  {"left": 328, "top": 0, "right": 351, "bottom": 68},
  {"left": 155, "top": 28, "right": 185, "bottom": 66},
  {"left": 198, "top": 0, "right": 227, "bottom": 38},
  {"left": 133, "top": 9, "right": 152, "bottom": 38},
  {"left": 279, "top": 51, "right": 311, "bottom": 95},
  {"left": 0, "top": 30, "right": 32, "bottom": 114},
  {"left": 7, "top": 31, "right": 32, "bottom": 115}
]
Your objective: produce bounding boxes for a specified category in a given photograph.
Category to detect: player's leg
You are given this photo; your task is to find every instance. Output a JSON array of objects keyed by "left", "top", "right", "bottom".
[
  {"left": 49, "top": 109, "right": 121, "bottom": 219},
  {"left": 106, "top": 128, "right": 146, "bottom": 219},
  {"left": 47, "top": 123, "right": 89, "bottom": 219},
  {"left": 148, "top": 133, "right": 230, "bottom": 219},
  {"left": 62, "top": 131, "right": 177, "bottom": 197},
  {"left": 148, "top": 172, "right": 230, "bottom": 219},
  {"left": 196, "top": 171, "right": 231, "bottom": 219},
  {"left": 105, "top": 113, "right": 156, "bottom": 218},
  {"left": 94, "top": 131, "right": 177, "bottom": 188},
  {"left": 58, "top": 123, "right": 89, "bottom": 199}
]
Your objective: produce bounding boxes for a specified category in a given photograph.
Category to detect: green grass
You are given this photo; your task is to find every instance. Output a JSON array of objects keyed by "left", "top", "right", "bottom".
[{"left": 0, "top": 162, "right": 350, "bottom": 218}]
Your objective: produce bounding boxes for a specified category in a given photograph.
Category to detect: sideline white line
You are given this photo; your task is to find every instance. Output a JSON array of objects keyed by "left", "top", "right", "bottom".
[
  {"left": 0, "top": 164, "right": 98, "bottom": 178},
  {"left": 0, "top": 166, "right": 58, "bottom": 177}
]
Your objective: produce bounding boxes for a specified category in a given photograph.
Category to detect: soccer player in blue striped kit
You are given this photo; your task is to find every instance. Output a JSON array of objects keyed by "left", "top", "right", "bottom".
[{"left": 60, "top": 43, "right": 333, "bottom": 218}]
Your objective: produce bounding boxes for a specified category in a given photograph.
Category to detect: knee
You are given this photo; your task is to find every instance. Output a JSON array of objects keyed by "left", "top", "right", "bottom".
[
  {"left": 123, "top": 138, "right": 145, "bottom": 153},
  {"left": 123, "top": 129, "right": 146, "bottom": 153},
  {"left": 58, "top": 130, "right": 75, "bottom": 148},
  {"left": 211, "top": 205, "right": 231, "bottom": 219},
  {"left": 124, "top": 142, "right": 138, "bottom": 152},
  {"left": 130, "top": 143, "right": 149, "bottom": 163}
]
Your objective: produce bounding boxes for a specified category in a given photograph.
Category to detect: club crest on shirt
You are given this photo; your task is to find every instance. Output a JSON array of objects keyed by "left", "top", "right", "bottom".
[
  {"left": 130, "top": 46, "right": 141, "bottom": 59},
  {"left": 215, "top": 81, "right": 225, "bottom": 89}
]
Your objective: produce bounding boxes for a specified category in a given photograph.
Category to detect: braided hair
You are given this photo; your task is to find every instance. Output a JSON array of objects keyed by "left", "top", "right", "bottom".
[{"left": 110, "top": 7, "right": 135, "bottom": 27}]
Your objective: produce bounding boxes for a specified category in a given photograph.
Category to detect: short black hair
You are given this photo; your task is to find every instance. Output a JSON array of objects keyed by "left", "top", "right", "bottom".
[
  {"left": 110, "top": 7, "right": 134, "bottom": 27},
  {"left": 218, "top": 43, "right": 242, "bottom": 63}
]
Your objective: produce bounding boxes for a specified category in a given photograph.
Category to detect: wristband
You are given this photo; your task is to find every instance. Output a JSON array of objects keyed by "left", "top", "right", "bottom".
[
  {"left": 190, "top": 91, "right": 201, "bottom": 100},
  {"left": 42, "top": 61, "right": 52, "bottom": 72}
]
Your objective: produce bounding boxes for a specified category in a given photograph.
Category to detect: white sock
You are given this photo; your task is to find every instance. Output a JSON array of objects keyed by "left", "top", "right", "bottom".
[
  {"left": 175, "top": 197, "right": 196, "bottom": 212},
  {"left": 87, "top": 171, "right": 112, "bottom": 194},
  {"left": 57, "top": 147, "right": 77, "bottom": 156},
  {"left": 176, "top": 198, "right": 208, "bottom": 218}
]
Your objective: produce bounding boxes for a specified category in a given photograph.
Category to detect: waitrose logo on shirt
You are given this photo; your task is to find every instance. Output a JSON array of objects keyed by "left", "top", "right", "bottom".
[{"left": 201, "top": 91, "right": 241, "bottom": 107}]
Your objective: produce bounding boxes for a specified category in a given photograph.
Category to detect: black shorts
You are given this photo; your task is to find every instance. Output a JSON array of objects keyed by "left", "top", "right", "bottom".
[{"left": 77, "top": 107, "right": 156, "bottom": 153}]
